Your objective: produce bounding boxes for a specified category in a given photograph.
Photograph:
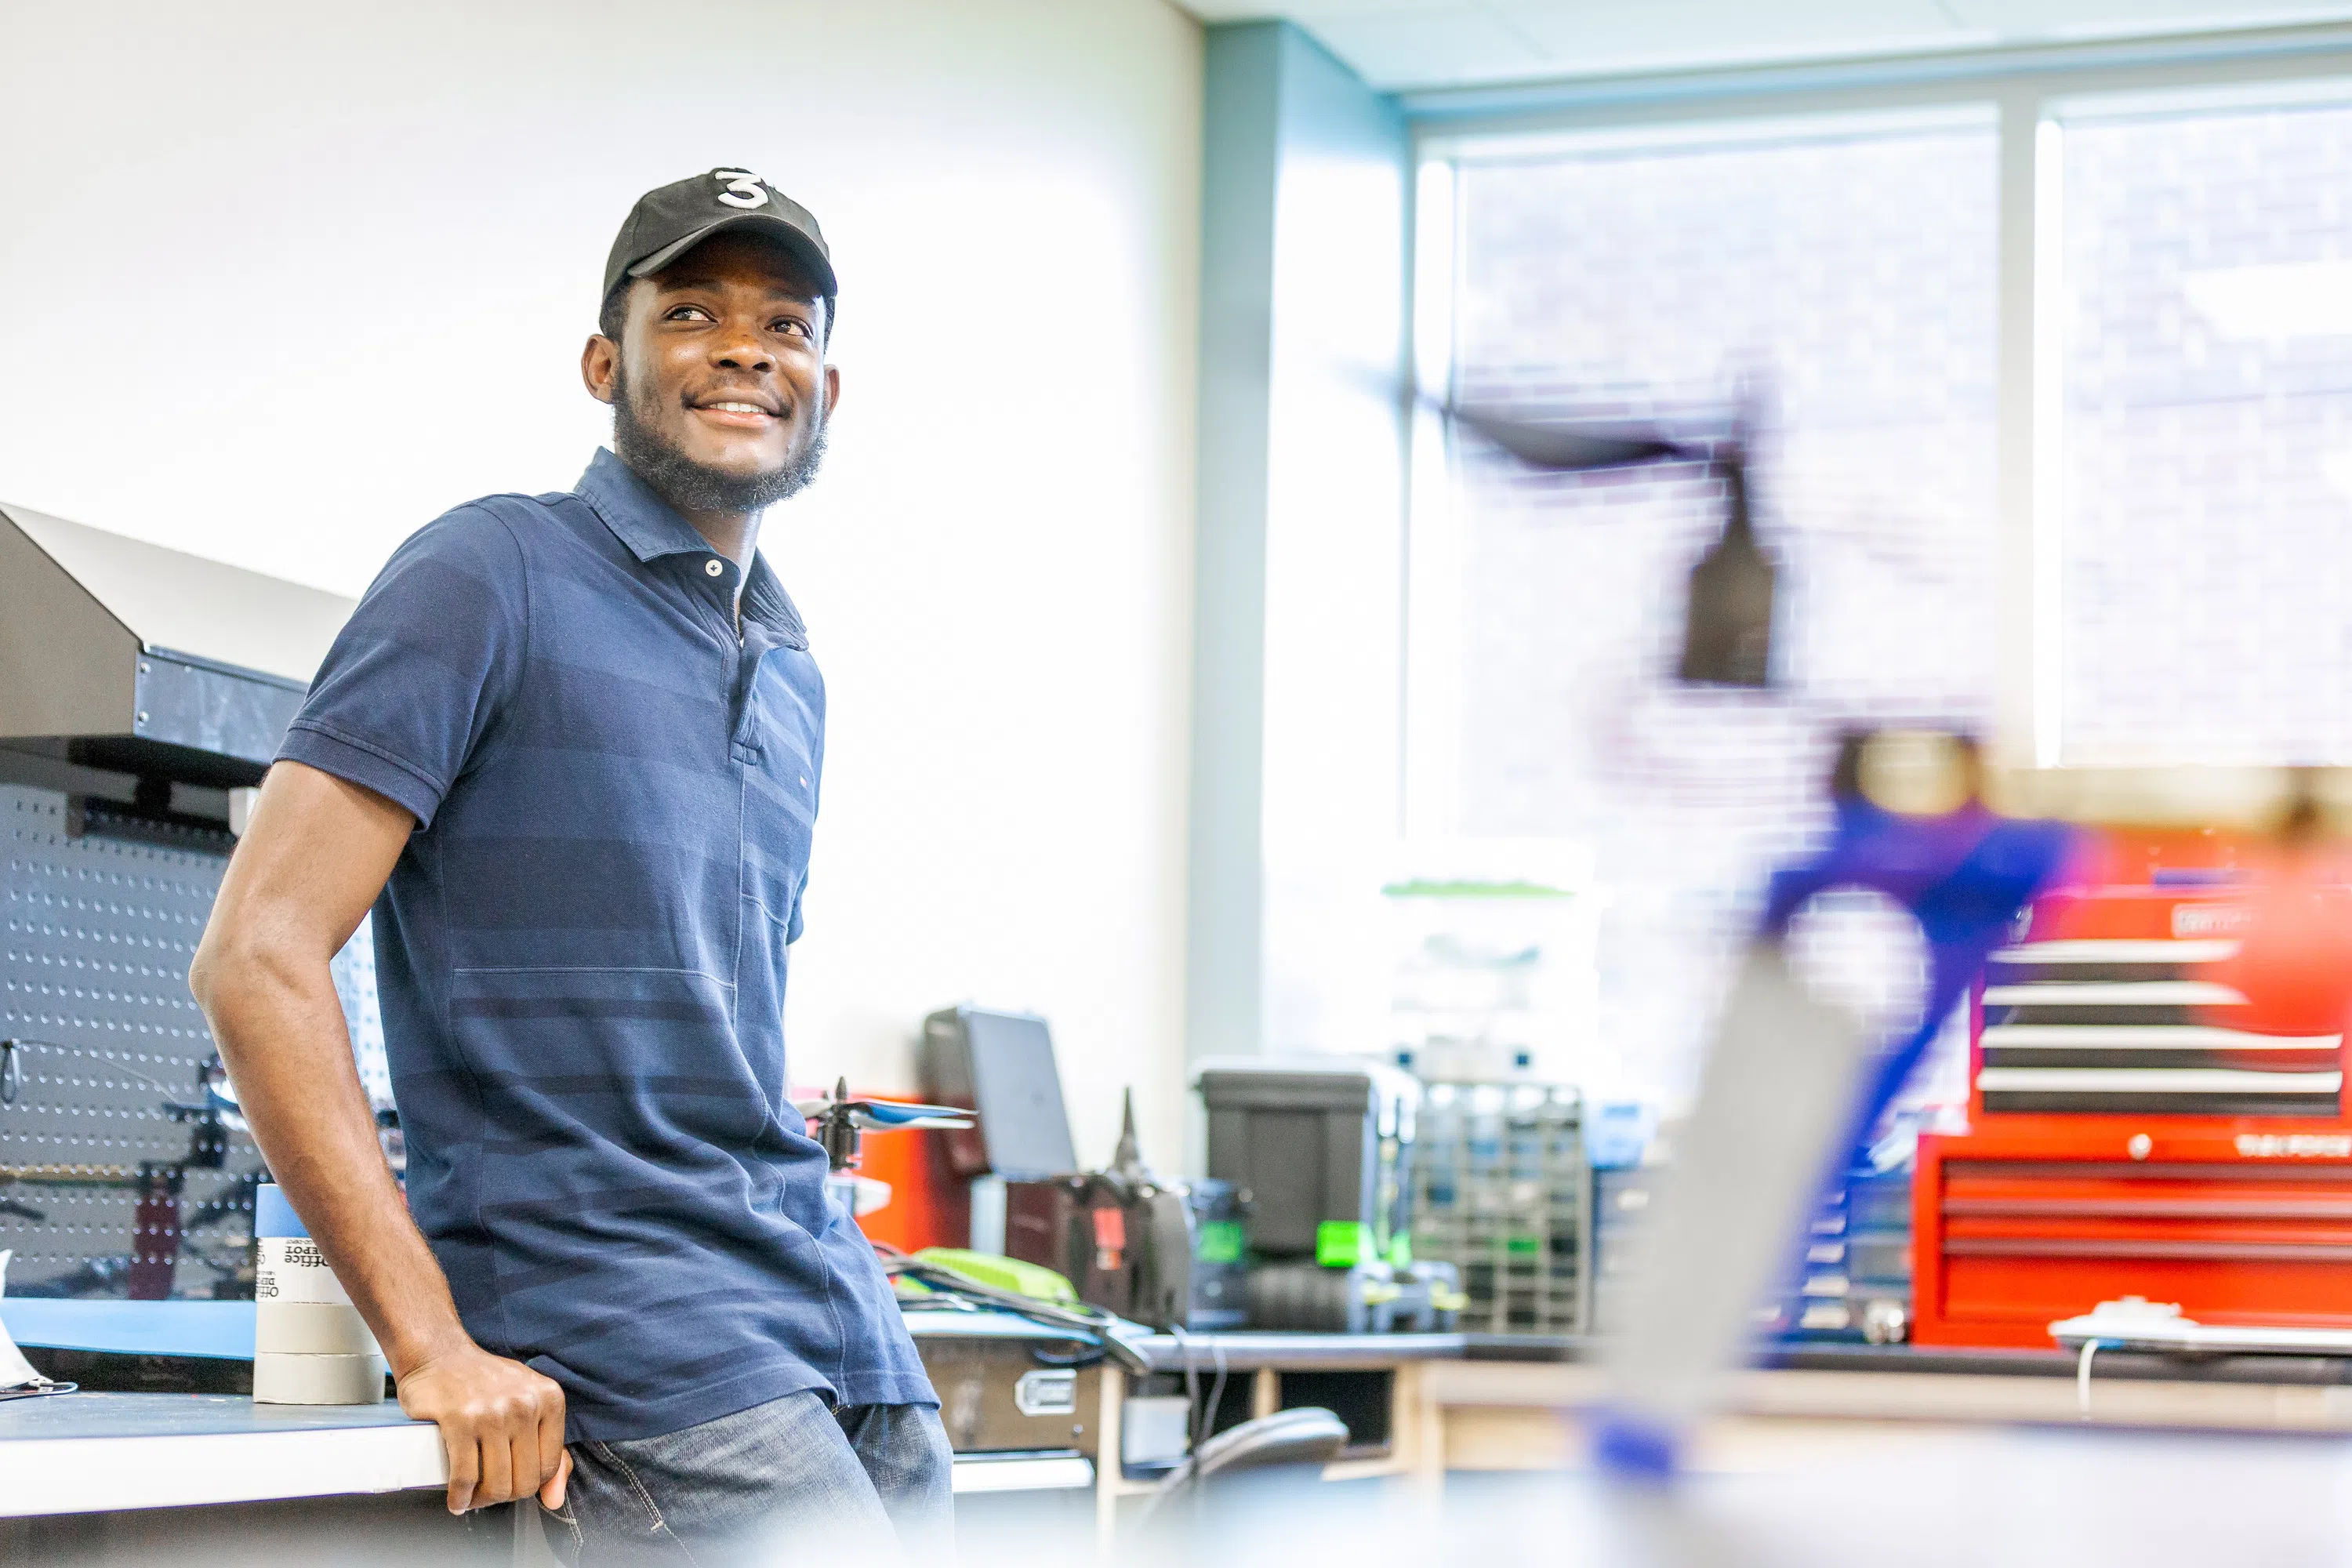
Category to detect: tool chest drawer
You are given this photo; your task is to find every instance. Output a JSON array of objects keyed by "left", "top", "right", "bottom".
[{"left": 1915, "top": 1133, "right": 2352, "bottom": 1345}]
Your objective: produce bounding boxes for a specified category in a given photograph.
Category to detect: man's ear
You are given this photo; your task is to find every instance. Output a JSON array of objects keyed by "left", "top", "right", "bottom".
[
  {"left": 581, "top": 335, "right": 619, "bottom": 405},
  {"left": 822, "top": 362, "right": 841, "bottom": 419}
]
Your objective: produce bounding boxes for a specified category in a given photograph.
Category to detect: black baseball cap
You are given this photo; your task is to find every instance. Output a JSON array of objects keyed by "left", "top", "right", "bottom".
[{"left": 601, "top": 167, "right": 837, "bottom": 314}]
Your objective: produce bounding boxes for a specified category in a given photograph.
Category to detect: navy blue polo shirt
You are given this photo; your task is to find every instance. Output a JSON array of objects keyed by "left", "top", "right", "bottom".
[{"left": 278, "top": 448, "right": 932, "bottom": 1442}]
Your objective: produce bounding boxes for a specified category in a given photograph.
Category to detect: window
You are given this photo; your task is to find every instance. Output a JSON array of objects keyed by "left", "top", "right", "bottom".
[
  {"left": 1412, "top": 114, "right": 1999, "bottom": 1105},
  {"left": 2055, "top": 96, "right": 2352, "bottom": 766},
  {"left": 1411, "top": 74, "right": 2352, "bottom": 1109}
]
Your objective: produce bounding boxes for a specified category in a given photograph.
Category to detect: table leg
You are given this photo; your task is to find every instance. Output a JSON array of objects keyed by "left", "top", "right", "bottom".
[
  {"left": 1410, "top": 1365, "right": 1447, "bottom": 1501},
  {"left": 1094, "top": 1363, "right": 1125, "bottom": 1555}
]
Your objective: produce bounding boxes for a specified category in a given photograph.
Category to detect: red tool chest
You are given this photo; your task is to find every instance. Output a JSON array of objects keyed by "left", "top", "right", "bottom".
[
  {"left": 1912, "top": 858, "right": 2352, "bottom": 1347},
  {"left": 1914, "top": 1121, "right": 2352, "bottom": 1346}
]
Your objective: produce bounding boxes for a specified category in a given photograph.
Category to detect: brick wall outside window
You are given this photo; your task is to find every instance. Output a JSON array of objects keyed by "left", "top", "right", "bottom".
[
  {"left": 1436, "top": 124, "right": 1998, "bottom": 1105},
  {"left": 2061, "top": 100, "right": 2352, "bottom": 766}
]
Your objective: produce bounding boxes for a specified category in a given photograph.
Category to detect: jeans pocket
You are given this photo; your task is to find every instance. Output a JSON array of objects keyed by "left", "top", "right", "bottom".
[
  {"left": 591, "top": 1439, "right": 688, "bottom": 1544},
  {"left": 541, "top": 1491, "right": 585, "bottom": 1566}
]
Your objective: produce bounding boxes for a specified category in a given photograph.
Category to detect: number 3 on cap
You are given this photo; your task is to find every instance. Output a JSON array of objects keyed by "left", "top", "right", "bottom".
[{"left": 715, "top": 170, "right": 768, "bottom": 209}]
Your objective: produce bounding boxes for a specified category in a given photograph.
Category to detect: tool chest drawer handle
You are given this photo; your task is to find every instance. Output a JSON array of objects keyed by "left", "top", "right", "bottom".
[
  {"left": 1945, "top": 1237, "right": 2352, "bottom": 1261},
  {"left": 1944, "top": 1197, "right": 2352, "bottom": 1220}
]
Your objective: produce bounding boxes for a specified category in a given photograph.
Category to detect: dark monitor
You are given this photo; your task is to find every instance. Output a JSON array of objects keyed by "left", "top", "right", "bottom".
[{"left": 919, "top": 1006, "right": 1078, "bottom": 1180}]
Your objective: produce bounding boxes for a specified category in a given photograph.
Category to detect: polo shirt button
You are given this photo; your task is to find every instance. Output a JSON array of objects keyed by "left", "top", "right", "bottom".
[{"left": 704, "top": 559, "right": 724, "bottom": 577}]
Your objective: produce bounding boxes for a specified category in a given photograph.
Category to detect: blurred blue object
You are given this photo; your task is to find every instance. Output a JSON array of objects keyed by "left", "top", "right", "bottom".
[
  {"left": 1596, "top": 782, "right": 2077, "bottom": 1483},
  {"left": 1745, "top": 794, "right": 2071, "bottom": 1350},
  {"left": 1760, "top": 793, "right": 2078, "bottom": 1173},
  {"left": 1772, "top": 1162, "right": 1915, "bottom": 1345},
  {"left": 0, "top": 1300, "right": 256, "bottom": 1360},
  {"left": 1588, "top": 1102, "right": 1659, "bottom": 1171}
]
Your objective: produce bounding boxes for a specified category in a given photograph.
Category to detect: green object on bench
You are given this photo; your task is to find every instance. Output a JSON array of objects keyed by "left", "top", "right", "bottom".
[
  {"left": 1316, "top": 1220, "right": 1377, "bottom": 1269},
  {"left": 1197, "top": 1219, "right": 1247, "bottom": 1265},
  {"left": 913, "top": 1247, "right": 1078, "bottom": 1305}
]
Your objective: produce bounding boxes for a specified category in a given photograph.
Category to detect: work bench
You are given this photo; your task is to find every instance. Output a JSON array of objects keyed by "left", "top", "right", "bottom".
[
  {"left": 1092, "top": 1331, "right": 1465, "bottom": 1547},
  {"left": 12, "top": 1318, "right": 2352, "bottom": 1557},
  {"left": 0, "top": 1323, "right": 1468, "bottom": 1555},
  {"left": 0, "top": 1303, "right": 1112, "bottom": 1559},
  {"left": 1416, "top": 1336, "right": 2352, "bottom": 1486}
]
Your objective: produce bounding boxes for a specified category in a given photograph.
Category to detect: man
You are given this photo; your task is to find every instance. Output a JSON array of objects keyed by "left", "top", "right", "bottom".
[{"left": 190, "top": 169, "right": 949, "bottom": 1560}]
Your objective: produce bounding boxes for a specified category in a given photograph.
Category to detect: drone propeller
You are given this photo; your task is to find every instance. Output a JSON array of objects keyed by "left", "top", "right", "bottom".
[
  {"left": 791, "top": 1094, "right": 972, "bottom": 1132},
  {"left": 798, "top": 1077, "right": 975, "bottom": 1174}
]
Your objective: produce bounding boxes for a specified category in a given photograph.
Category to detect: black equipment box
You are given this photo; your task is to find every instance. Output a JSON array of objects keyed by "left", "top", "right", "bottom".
[
  {"left": 1197, "top": 1061, "right": 1418, "bottom": 1263},
  {"left": 1005, "top": 1173, "right": 1246, "bottom": 1332}
]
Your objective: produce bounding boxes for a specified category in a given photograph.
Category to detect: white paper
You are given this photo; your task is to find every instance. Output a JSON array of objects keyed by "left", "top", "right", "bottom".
[{"left": 0, "top": 1248, "right": 53, "bottom": 1391}]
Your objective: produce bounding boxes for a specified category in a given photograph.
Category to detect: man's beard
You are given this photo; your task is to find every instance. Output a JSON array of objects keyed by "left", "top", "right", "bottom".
[{"left": 610, "top": 366, "right": 829, "bottom": 514}]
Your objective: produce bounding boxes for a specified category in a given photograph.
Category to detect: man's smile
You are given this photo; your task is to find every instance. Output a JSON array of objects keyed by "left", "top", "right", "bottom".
[{"left": 688, "top": 390, "right": 782, "bottom": 429}]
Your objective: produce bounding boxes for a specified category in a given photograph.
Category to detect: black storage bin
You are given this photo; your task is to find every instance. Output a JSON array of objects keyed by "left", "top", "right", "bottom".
[{"left": 1196, "top": 1062, "right": 1417, "bottom": 1262}]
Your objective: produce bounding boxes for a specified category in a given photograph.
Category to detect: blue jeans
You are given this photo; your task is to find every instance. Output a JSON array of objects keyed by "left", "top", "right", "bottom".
[{"left": 546, "top": 1393, "right": 953, "bottom": 1563}]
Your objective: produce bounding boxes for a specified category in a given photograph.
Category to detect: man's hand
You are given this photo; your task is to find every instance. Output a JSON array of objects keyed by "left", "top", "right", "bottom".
[{"left": 397, "top": 1343, "right": 572, "bottom": 1515}]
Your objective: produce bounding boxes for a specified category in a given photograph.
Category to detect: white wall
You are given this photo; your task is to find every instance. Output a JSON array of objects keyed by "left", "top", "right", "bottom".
[{"left": 0, "top": 0, "right": 1203, "bottom": 1170}]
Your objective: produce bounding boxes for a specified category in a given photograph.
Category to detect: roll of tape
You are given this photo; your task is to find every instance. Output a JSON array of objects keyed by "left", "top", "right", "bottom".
[
  {"left": 256, "top": 1301, "right": 383, "bottom": 1357},
  {"left": 250, "top": 1185, "right": 383, "bottom": 1393},
  {"left": 254, "top": 1183, "right": 306, "bottom": 1240},
  {"left": 252, "top": 1351, "right": 387, "bottom": 1406},
  {"left": 256, "top": 1236, "right": 356, "bottom": 1306}
]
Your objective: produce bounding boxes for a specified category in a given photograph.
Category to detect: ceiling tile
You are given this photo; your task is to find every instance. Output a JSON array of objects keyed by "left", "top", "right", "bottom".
[
  {"left": 1300, "top": 7, "right": 1551, "bottom": 89},
  {"left": 1492, "top": 0, "right": 1971, "bottom": 79},
  {"left": 1175, "top": 0, "right": 2352, "bottom": 94},
  {"left": 1944, "top": 0, "right": 2352, "bottom": 36},
  {"left": 1174, "top": 0, "right": 1478, "bottom": 21}
]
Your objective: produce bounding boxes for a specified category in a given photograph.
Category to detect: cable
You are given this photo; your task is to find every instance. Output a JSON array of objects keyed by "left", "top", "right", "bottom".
[
  {"left": 1186, "top": 1341, "right": 1233, "bottom": 1526},
  {"left": 0, "top": 1040, "right": 181, "bottom": 1108},
  {"left": 880, "top": 1255, "right": 1152, "bottom": 1374},
  {"left": 2077, "top": 1338, "right": 2100, "bottom": 1419},
  {"left": 1170, "top": 1323, "right": 1202, "bottom": 1450},
  {"left": 1199, "top": 1339, "right": 1231, "bottom": 1450}
]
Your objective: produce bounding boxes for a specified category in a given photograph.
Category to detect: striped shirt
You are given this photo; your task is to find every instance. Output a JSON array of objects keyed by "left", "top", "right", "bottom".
[{"left": 279, "top": 448, "right": 931, "bottom": 1441}]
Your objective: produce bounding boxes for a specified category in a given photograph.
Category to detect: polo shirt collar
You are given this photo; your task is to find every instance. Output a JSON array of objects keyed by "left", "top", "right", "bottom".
[
  {"left": 739, "top": 557, "right": 804, "bottom": 647},
  {"left": 576, "top": 447, "right": 808, "bottom": 650}
]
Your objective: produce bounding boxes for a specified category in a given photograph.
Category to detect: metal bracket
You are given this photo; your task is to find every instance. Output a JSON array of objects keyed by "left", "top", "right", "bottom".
[
  {"left": 0, "top": 1040, "right": 28, "bottom": 1106},
  {"left": 1014, "top": 1368, "right": 1080, "bottom": 1417}
]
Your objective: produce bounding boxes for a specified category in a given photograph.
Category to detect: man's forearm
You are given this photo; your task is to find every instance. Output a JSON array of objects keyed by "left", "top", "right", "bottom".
[
  {"left": 191, "top": 761, "right": 567, "bottom": 1514},
  {"left": 192, "top": 938, "right": 468, "bottom": 1376}
]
